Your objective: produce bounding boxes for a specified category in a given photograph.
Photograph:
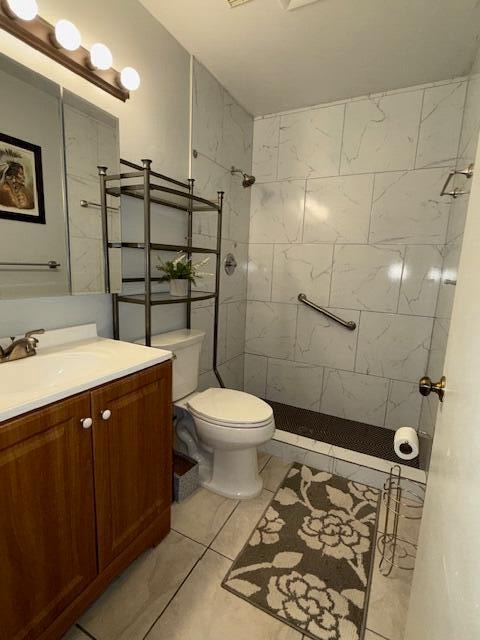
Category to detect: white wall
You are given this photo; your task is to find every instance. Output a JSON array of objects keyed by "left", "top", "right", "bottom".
[
  {"left": 245, "top": 78, "right": 467, "bottom": 431},
  {"left": 0, "top": 0, "right": 190, "bottom": 338}
]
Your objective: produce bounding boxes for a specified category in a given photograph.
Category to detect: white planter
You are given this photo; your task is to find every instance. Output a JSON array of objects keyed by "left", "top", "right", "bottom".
[{"left": 169, "top": 279, "right": 189, "bottom": 297}]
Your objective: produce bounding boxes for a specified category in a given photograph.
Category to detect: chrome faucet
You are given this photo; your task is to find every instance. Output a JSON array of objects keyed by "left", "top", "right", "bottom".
[{"left": 0, "top": 329, "right": 45, "bottom": 363}]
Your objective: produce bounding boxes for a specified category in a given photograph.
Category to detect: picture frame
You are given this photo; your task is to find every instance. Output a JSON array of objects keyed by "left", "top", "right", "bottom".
[{"left": 0, "top": 132, "right": 45, "bottom": 224}]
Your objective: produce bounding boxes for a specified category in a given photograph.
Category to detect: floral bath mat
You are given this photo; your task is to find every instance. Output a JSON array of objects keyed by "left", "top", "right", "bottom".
[{"left": 222, "top": 463, "right": 380, "bottom": 640}]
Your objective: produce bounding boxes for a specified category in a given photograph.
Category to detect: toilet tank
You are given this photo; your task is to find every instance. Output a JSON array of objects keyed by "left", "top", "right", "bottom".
[{"left": 148, "top": 329, "right": 205, "bottom": 401}]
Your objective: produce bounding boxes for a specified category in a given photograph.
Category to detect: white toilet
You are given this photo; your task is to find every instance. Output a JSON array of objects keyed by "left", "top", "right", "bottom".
[{"left": 148, "top": 329, "right": 275, "bottom": 499}]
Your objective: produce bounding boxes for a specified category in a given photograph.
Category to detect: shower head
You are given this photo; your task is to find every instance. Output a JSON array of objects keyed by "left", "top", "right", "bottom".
[{"left": 231, "top": 166, "right": 256, "bottom": 188}]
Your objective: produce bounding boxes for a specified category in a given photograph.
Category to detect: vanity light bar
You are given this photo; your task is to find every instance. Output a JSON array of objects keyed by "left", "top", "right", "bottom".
[{"left": 0, "top": 1, "right": 139, "bottom": 101}]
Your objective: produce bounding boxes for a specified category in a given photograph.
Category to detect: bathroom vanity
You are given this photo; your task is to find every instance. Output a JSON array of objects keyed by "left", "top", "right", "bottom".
[{"left": 0, "top": 327, "right": 173, "bottom": 640}]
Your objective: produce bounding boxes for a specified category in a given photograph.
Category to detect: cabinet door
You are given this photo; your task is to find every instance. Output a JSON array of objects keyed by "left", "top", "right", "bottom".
[
  {"left": 91, "top": 363, "right": 172, "bottom": 569},
  {"left": 0, "top": 393, "right": 97, "bottom": 640}
]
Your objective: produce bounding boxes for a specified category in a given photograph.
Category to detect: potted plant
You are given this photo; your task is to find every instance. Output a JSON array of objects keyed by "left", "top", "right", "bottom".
[{"left": 157, "top": 252, "right": 211, "bottom": 297}]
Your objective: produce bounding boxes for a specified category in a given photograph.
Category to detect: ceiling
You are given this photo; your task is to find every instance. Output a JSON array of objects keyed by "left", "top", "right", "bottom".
[{"left": 140, "top": 0, "right": 480, "bottom": 116}]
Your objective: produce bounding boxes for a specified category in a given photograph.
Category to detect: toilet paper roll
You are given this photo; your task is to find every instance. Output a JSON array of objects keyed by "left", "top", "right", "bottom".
[{"left": 394, "top": 427, "right": 419, "bottom": 461}]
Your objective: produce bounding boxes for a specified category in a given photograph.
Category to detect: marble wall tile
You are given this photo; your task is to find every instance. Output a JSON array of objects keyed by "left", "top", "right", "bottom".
[
  {"left": 304, "top": 174, "right": 374, "bottom": 244},
  {"left": 243, "top": 353, "right": 268, "bottom": 397},
  {"left": 369, "top": 168, "right": 451, "bottom": 244},
  {"left": 191, "top": 154, "right": 231, "bottom": 240},
  {"left": 249, "top": 180, "right": 306, "bottom": 243},
  {"left": 446, "top": 196, "right": 468, "bottom": 243},
  {"left": 217, "top": 303, "right": 228, "bottom": 365},
  {"left": 356, "top": 312, "right": 433, "bottom": 382},
  {"left": 245, "top": 301, "right": 297, "bottom": 360},
  {"left": 247, "top": 244, "right": 274, "bottom": 301},
  {"left": 64, "top": 106, "right": 98, "bottom": 181},
  {"left": 70, "top": 237, "right": 104, "bottom": 294},
  {"left": 228, "top": 177, "right": 251, "bottom": 244},
  {"left": 330, "top": 244, "right": 404, "bottom": 312},
  {"left": 252, "top": 117, "right": 280, "bottom": 182},
  {"left": 436, "top": 235, "right": 463, "bottom": 319},
  {"left": 321, "top": 369, "right": 389, "bottom": 427},
  {"left": 67, "top": 176, "right": 103, "bottom": 240},
  {"left": 425, "top": 317, "right": 450, "bottom": 380},
  {"left": 458, "top": 74, "right": 480, "bottom": 165},
  {"left": 341, "top": 91, "right": 423, "bottom": 174},
  {"left": 416, "top": 81, "right": 467, "bottom": 169},
  {"left": 191, "top": 304, "right": 214, "bottom": 373},
  {"left": 385, "top": 380, "right": 422, "bottom": 430},
  {"left": 220, "top": 240, "right": 248, "bottom": 303},
  {"left": 220, "top": 90, "right": 253, "bottom": 173},
  {"left": 218, "top": 354, "right": 245, "bottom": 391},
  {"left": 277, "top": 104, "right": 344, "bottom": 179},
  {"left": 295, "top": 305, "right": 360, "bottom": 369},
  {"left": 192, "top": 60, "right": 224, "bottom": 164},
  {"left": 226, "top": 301, "right": 247, "bottom": 360},
  {"left": 398, "top": 245, "right": 443, "bottom": 316},
  {"left": 271, "top": 243, "right": 333, "bottom": 305},
  {"left": 198, "top": 370, "right": 220, "bottom": 392},
  {"left": 266, "top": 358, "right": 324, "bottom": 411},
  {"left": 419, "top": 393, "right": 438, "bottom": 440}
]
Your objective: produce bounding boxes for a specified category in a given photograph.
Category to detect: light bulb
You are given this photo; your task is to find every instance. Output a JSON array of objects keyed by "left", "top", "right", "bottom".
[
  {"left": 89, "top": 43, "right": 113, "bottom": 71},
  {"left": 6, "top": 0, "right": 38, "bottom": 20},
  {"left": 54, "top": 19, "right": 81, "bottom": 51},
  {"left": 120, "top": 67, "right": 140, "bottom": 91}
]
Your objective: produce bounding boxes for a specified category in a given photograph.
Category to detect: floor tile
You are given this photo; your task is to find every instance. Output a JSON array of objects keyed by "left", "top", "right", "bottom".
[
  {"left": 258, "top": 450, "right": 271, "bottom": 471},
  {"left": 62, "top": 627, "right": 91, "bottom": 640},
  {"left": 260, "top": 456, "right": 292, "bottom": 492},
  {"left": 78, "top": 531, "right": 205, "bottom": 640},
  {"left": 366, "top": 534, "right": 415, "bottom": 640},
  {"left": 211, "top": 489, "right": 273, "bottom": 560},
  {"left": 365, "top": 631, "right": 389, "bottom": 640},
  {"left": 172, "top": 487, "right": 239, "bottom": 545},
  {"left": 146, "top": 549, "right": 302, "bottom": 640}
]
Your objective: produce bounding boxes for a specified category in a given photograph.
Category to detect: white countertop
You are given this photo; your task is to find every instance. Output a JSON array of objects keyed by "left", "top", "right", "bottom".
[{"left": 0, "top": 324, "right": 172, "bottom": 423}]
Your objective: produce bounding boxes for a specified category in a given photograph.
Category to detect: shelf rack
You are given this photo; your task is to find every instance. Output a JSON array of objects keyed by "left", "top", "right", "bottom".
[
  {"left": 377, "top": 465, "right": 425, "bottom": 576},
  {"left": 98, "top": 158, "right": 225, "bottom": 386}
]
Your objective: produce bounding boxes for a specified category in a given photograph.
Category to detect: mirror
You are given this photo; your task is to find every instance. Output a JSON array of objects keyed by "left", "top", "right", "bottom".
[
  {"left": 0, "top": 52, "right": 120, "bottom": 300},
  {"left": 63, "top": 90, "right": 121, "bottom": 295}
]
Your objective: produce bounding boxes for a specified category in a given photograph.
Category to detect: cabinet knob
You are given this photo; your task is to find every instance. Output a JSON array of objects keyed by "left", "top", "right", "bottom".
[
  {"left": 81, "top": 417, "right": 93, "bottom": 429},
  {"left": 101, "top": 409, "right": 112, "bottom": 420}
]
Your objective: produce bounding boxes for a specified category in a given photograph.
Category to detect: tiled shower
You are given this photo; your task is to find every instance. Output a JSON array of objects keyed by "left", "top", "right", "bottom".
[
  {"left": 190, "top": 53, "right": 480, "bottom": 471},
  {"left": 244, "top": 72, "right": 479, "bottom": 445}
]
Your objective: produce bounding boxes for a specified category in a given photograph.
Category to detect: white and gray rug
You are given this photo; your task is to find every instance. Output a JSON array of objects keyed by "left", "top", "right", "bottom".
[{"left": 222, "top": 463, "right": 380, "bottom": 640}]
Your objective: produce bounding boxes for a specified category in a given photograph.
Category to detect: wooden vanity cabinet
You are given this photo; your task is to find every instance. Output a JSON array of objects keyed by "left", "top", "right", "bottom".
[
  {"left": 0, "top": 362, "right": 172, "bottom": 640},
  {"left": 92, "top": 364, "right": 172, "bottom": 569}
]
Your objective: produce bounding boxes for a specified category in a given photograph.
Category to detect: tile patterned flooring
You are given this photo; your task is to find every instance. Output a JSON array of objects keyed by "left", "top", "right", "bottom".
[{"left": 65, "top": 452, "right": 419, "bottom": 640}]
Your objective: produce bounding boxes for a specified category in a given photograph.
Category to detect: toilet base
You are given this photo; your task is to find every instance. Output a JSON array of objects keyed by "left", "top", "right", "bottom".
[{"left": 199, "top": 447, "right": 263, "bottom": 500}]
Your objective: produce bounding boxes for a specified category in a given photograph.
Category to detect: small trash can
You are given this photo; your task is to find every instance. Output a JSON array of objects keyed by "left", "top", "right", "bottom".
[{"left": 173, "top": 450, "right": 199, "bottom": 502}]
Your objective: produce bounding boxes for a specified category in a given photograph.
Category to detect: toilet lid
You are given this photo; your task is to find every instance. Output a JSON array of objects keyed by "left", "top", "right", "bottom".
[{"left": 187, "top": 388, "right": 273, "bottom": 427}]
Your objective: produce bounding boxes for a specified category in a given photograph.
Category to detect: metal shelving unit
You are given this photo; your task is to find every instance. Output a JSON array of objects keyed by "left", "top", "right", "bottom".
[{"left": 98, "top": 158, "right": 225, "bottom": 386}]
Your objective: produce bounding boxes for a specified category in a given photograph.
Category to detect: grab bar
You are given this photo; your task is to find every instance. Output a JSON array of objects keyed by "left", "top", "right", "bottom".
[
  {"left": 80, "top": 199, "right": 119, "bottom": 212},
  {"left": 440, "top": 164, "right": 474, "bottom": 198},
  {"left": 298, "top": 293, "right": 356, "bottom": 331},
  {"left": 0, "top": 260, "right": 60, "bottom": 269}
]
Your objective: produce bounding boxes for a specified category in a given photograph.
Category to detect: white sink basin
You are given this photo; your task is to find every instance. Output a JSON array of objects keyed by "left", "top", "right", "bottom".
[
  {"left": 0, "top": 351, "right": 111, "bottom": 396},
  {"left": 0, "top": 324, "right": 171, "bottom": 422}
]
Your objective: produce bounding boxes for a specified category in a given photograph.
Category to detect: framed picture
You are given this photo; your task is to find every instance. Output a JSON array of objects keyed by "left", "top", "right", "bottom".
[{"left": 0, "top": 133, "right": 45, "bottom": 224}]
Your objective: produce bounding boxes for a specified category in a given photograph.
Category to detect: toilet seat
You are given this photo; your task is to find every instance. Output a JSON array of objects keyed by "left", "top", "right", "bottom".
[{"left": 187, "top": 388, "right": 273, "bottom": 429}]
